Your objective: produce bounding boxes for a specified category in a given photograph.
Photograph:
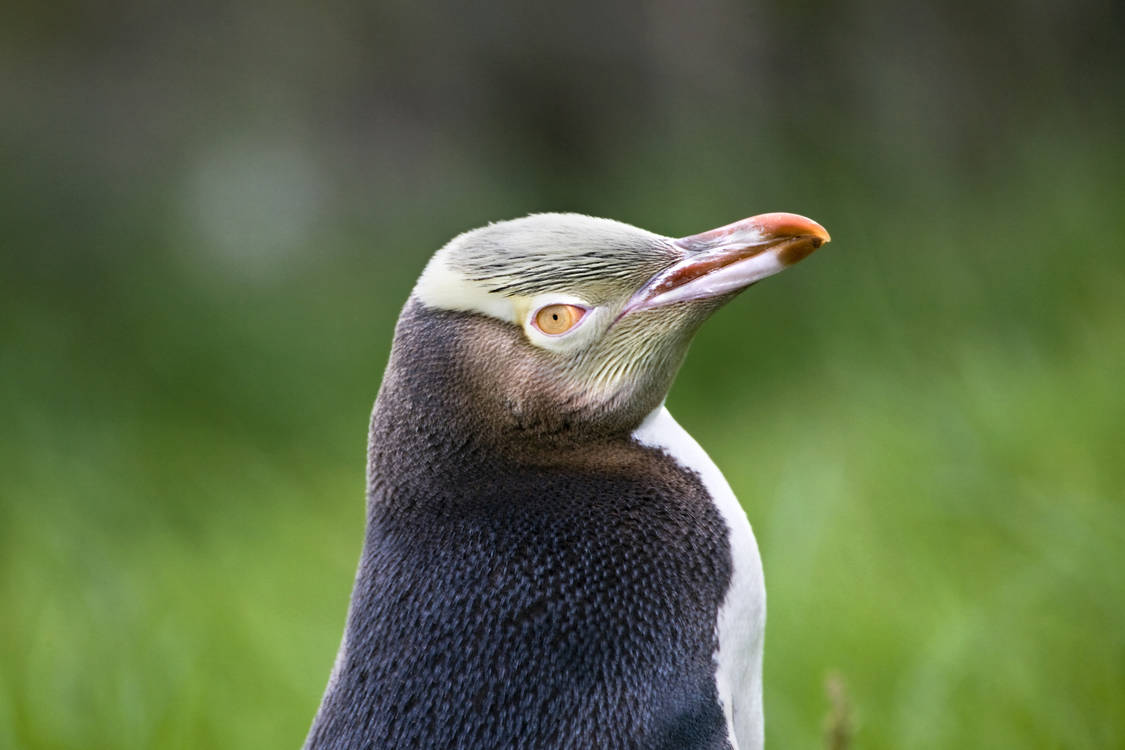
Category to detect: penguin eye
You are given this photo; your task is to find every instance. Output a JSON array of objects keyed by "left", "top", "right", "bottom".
[{"left": 533, "top": 304, "right": 587, "bottom": 335}]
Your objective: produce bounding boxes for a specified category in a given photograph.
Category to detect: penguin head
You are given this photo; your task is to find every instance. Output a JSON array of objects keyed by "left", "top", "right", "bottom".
[{"left": 407, "top": 212, "right": 829, "bottom": 441}]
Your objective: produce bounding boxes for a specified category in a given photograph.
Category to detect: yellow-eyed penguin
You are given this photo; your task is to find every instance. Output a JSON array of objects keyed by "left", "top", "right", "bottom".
[{"left": 305, "top": 211, "right": 830, "bottom": 749}]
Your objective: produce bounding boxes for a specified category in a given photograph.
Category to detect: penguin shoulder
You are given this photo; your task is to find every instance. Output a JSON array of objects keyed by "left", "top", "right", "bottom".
[{"left": 632, "top": 405, "right": 767, "bottom": 750}]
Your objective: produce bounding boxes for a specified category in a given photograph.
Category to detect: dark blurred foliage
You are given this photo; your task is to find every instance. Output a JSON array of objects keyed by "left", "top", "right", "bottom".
[{"left": 4, "top": 0, "right": 1122, "bottom": 259}]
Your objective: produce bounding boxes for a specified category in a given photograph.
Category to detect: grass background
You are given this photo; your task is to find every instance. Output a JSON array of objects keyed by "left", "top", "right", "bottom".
[{"left": 2, "top": 2, "right": 1124, "bottom": 747}]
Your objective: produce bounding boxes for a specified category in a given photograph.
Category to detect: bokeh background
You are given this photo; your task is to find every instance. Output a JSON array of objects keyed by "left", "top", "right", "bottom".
[{"left": 3, "top": 1, "right": 1124, "bottom": 748}]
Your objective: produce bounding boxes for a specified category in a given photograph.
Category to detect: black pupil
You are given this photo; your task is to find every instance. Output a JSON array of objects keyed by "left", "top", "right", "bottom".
[{"left": 552, "top": 314, "right": 559, "bottom": 320}]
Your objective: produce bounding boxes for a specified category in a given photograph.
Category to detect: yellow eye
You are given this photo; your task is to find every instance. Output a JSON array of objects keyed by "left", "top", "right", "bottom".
[{"left": 534, "top": 304, "right": 586, "bottom": 335}]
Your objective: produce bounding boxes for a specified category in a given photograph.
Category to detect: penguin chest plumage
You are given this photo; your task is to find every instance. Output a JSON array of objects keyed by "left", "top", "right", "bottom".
[
  {"left": 306, "top": 396, "right": 743, "bottom": 748},
  {"left": 634, "top": 406, "right": 767, "bottom": 750}
]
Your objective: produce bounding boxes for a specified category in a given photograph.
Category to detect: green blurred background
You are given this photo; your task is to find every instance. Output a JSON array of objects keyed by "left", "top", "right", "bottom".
[{"left": 2, "top": 1, "right": 1124, "bottom": 748}]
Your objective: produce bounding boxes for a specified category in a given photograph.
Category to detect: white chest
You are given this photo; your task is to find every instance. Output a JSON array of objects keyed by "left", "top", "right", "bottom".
[{"left": 632, "top": 406, "right": 766, "bottom": 750}]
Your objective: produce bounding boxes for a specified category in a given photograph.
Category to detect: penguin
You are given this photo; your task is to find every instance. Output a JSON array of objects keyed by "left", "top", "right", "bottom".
[{"left": 304, "top": 211, "right": 830, "bottom": 750}]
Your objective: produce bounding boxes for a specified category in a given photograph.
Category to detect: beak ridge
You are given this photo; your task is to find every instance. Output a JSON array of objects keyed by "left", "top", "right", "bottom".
[{"left": 675, "top": 212, "right": 831, "bottom": 260}]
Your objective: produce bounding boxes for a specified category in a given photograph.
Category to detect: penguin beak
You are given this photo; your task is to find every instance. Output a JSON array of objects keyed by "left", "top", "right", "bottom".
[{"left": 624, "top": 213, "right": 830, "bottom": 313}]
